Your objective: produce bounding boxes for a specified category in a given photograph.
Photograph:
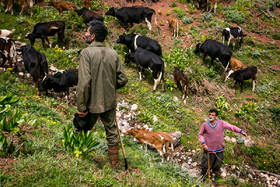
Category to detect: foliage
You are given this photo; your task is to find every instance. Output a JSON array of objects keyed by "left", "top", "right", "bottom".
[
  {"left": 215, "top": 95, "right": 229, "bottom": 119},
  {"left": 201, "top": 13, "right": 213, "bottom": 22},
  {"left": 272, "top": 33, "right": 280, "bottom": 40},
  {"left": 235, "top": 102, "right": 259, "bottom": 121},
  {"left": 241, "top": 145, "right": 280, "bottom": 174},
  {"left": 223, "top": 10, "right": 245, "bottom": 24},
  {"left": 62, "top": 125, "right": 99, "bottom": 158},
  {"left": 172, "top": 8, "right": 187, "bottom": 19},
  {"left": 0, "top": 94, "right": 26, "bottom": 156},
  {"left": 182, "top": 16, "right": 193, "bottom": 25},
  {"left": 170, "top": 2, "right": 177, "bottom": 7},
  {"left": 163, "top": 47, "right": 194, "bottom": 69},
  {"left": 268, "top": 106, "right": 280, "bottom": 121}
]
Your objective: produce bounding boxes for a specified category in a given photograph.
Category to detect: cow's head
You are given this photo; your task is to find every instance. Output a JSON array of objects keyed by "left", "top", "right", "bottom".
[
  {"left": 25, "top": 33, "right": 35, "bottom": 45},
  {"left": 125, "top": 126, "right": 138, "bottom": 136},
  {"left": 194, "top": 43, "right": 201, "bottom": 54},
  {"left": 18, "top": 44, "right": 32, "bottom": 54},
  {"left": 116, "top": 33, "right": 126, "bottom": 44},
  {"left": 40, "top": 75, "right": 50, "bottom": 92},
  {"left": 124, "top": 53, "right": 134, "bottom": 64},
  {"left": 75, "top": 8, "right": 82, "bottom": 15},
  {"left": 228, "top": 70, "right": 235, "bottom": 79},
  {"left": 105, "top": 7, "right": 116, "bottom": 16}
]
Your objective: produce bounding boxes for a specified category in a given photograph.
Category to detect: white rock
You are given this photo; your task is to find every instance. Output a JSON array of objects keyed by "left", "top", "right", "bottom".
[
  {"left": 188, "top": 168, "right": 200, "bottom": 178},
  {"left": 174, "top": 96, "right": 179, "bottom": 101},
  {"left": 153, "top": 115, "right": 158, "bottom": 122},
  {"left": 231, "top": 165, "right": 236, "bottom": 170},
  {"left": 18, "top": 72, "right": 24, "bottom": 76},
  {"left": 224, "top": 136, "right": 231, "bottom": 142},
  {"left": 131, "top": 104, "right": 138, "bottom": 111},
  {"left": 17, "top": 36, "right": 21, "bottom": 40},
  {"left": 192, "top": 162, "right": 197, "bottom": 167},
  {"left": 231, "top": 174, "right": 237, "bottom": 178},
  {"left": 244, "top": 136, "right": 254, "bottom": 146},
  {"left": 240, "top": 179, "right": 245, "bottom": 183},
  {"left": 26, "top": 73, "right": 30, "bottom": 78},
  {"left": 231, "top": 137, "right": 236, "bottom": 143},
  {"left": 221, "top": 172, "right": 227, "bottom": 178},
  {"left": 181, "top": 162, "right": 189, "bottom": 170},
  {"left": 192, "top": 150, "right": 195, "bottom": 153},
  {"left": 116, "top": 112, "right": 121, "bottom": 118},
  {"left": 248, "top": 174, "right": 253, "bottom": 180}
]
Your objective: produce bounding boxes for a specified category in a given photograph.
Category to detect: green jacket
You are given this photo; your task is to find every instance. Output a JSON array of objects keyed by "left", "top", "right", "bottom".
[{"left": 76, "top": 42, "right": 128, "bottom": 113}]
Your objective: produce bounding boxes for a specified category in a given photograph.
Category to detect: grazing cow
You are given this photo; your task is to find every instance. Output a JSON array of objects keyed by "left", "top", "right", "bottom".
[
  {"left": 0, "top": 29, "right": 15, "bottom": 39},
  {"left": 75, "top": 7, "right": 104, "bottom": 24},
  {"left": 105, "top": 6, "right": 157, "bottom": 30},
  {"left": 207, "top": 0, "right": 218, "bottom": 13},
  {"left": 0, "top": 0, "right": 14, "bottom": 15},
  {"left": 173, "top": 67, "right": 189, "bottom": 102},
  {"left": 194, "top": 39, "right": 232, "bottom": 73},
  {"left": 222, "top": 27, "right": 246, "bottom": 50},
  {"left": 82, "top": 0, "right": 91, "bottom": 10},
  {"left": 168, "top": 16, "right": 179, "bottom": 38},
  {"left": 40, "top": 69, "right": 78, "bottom": 95},
  {"left": 18, "top": 44, "right": 48, "bottom": 88},
  {"left": 117, "top": 32, "right": 162, "bottom": 56},
  {"left": 224, "top": 57, "right": 244, "bottom": 82},
  {"left": 228, "top": 66, "right": 257, "bottom": 93},
  {"left": 125, "top": 48, "right": 164, "bottom": 92},
  {"left": 0, "top": 37, "right": 16, "bottom": 67},
  {"left": 125, "top": 126, "right": 167, "bottom": 157},
  {"left": 26, "top": 21, "right": 65, "bottom": 49},
  {"left": 48, "top": 0, "right": 76, "bottom": 15}
]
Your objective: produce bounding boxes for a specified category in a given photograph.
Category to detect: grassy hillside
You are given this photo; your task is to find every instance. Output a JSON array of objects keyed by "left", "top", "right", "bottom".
[{"left": 1, "top": 0, "right": 280, "bottom": 186}]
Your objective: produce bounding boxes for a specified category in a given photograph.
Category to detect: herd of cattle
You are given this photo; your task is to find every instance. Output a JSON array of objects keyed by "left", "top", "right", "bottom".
[{"left": 1, "top": 0, "right": 258, "bottom": 101}]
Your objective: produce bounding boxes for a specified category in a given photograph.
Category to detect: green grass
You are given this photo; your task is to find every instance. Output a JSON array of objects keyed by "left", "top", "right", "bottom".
[{"left": 1, "top": 0, "right": 280, "bottom": 185}]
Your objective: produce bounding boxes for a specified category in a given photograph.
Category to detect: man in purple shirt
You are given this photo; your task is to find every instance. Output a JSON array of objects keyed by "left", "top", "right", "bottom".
[{"left": 198, "top": 109, "right": 247, "bottom": 184}]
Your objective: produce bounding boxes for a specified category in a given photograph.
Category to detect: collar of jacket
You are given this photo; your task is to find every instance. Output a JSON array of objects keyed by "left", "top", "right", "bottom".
[{"left": 88, "top": 42, "right": 106, "bottom": 48}]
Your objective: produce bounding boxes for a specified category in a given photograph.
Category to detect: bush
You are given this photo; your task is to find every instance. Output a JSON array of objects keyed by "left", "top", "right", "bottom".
[
  {"left": 173, "top": 8, "right": 186, "bottom": 19},
  {"left": 62, "top": 125, "right": 99, "bottom": 158},
  {"left": 272, "top": 33, "right": 280, "bottom": 40},
  {"left": 223, "top": 10, "right": 245, "bottom": 24},
  {"left": 201, "top": 13, "right": 213, "bottom": 22},
  {"left": 182, "top": 16, "right": 193, "bottom": 25}
]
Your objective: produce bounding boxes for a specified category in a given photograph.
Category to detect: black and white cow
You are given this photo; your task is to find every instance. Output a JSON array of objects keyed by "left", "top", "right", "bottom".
[
  {"left": 117, "top": 32, "right": 162, "bottom": 56},
  {"left": 125, "top": 48, "right": 164, "bottom": 92},
  {"left": 228, "top": 66, "right": 257, "bottom": 93},
  {"left": 40, "top": 69, "right": 78, "bottom": 95},
  {"left": 194, "top": 39, "right": 232, "bottom": 73},
  {"left": 222, "top": 27, "right": 246, "bottom": 50},
  {"left": 105, "top": 6, "right": 157, "bottom": 30},
  {"left": 0, "top": 36, "right": 16, "bottom": 67},
  {"left": 18, "top": 44, "right": 48, "bottom": 87},
  {"left": 26, "top": 21, "right": 65, "bottom": 49},
  {"left": 75, "top": 7, "right": 104, "bottom": 24}
]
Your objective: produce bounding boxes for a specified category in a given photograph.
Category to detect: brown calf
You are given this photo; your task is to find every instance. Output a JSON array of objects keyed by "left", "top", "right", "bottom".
[
  {"left": 224, "top": 57, "right": 244, "bottom": 82},
  {"left": 125, "top": 126, "right": 167, "bottom": 157},
  {"left": 19, "top": 0, "right": 35, "bottom": 16},
  {"left": 1, "top": 0, "right": 14, "bottom": 15},
  {"left": 48, "top": 0, "right": 76, "bottom": 15},
  {"left": 207, "top": 0, "right": 218, "bottom": 13},
  {"left": 173, "top": 67, "right": 189, "bottom": 103},
  {"left": 168, "top": 16, "right": 179, "bottom": 38}
]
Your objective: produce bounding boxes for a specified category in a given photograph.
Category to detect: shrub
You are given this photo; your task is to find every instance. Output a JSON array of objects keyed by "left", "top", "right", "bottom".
[
  {"left": 268, "top": 106, "right": 280, "bottom": 121},
  {"left": 182, "top": 16, "right": 193, "bottom": 25},
  {"left": 170, "top": 2, "right": 177, "bottom": 7},
  {"left": 173, "top": 8, "right": 186, "bottom": 19},
  {"left": 62, "top": 125, "right": 99, "bottom": 158},
  {"left": 235, "top": 102, "right": 258, "bottom": 121},
  {"left": 215, "top": 95, "right": 229, "bottom": 119},
  {"left": 201, "top": 13, "right": 213, "bottom": 22},
  {"left": 272, "top": 33, "right": 280, "bottom": 40},
  {"left": 223, "top": 10, "right": 245, "bottom": 24}
]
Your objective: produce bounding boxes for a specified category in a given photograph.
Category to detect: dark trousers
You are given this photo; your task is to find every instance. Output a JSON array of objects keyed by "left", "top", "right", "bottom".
[
  {"left": 87, "top": 108, "right": 119, "bottom": 146},
  {"left": 201, "top": 151, "right": 224, "bottom": 173}
]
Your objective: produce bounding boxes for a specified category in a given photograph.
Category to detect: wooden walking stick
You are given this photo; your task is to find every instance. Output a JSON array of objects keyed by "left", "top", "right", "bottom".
[
  {"left": 115, "top": 118, "right": 128, "bottom": 170},
  {"left": 207, "top": 151, "right": 211, "bottom": 184}
]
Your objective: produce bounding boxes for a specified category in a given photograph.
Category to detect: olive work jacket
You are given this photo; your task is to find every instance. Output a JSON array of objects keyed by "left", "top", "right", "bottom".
[{"left": 76, "top": 42, "right": 128, "bottom": 113}]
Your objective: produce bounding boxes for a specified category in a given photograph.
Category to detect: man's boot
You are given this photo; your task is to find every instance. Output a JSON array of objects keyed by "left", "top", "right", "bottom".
[
  {"left": 108, "top": 145, "right": 119, "bottom": 167},
  {"left": 212, "top": 172, "right": 220, "bottom": 186}
]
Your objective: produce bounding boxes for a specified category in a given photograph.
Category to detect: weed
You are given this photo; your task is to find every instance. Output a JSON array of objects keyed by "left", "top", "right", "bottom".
[
  {"left": 223, "top": 10, "right": 245, "bottom": 24},
  {"left": 215, "top": 95, "right": 229, "bottom": 119},
  {"left": 182, "top": 16, "right": 193, "bottom": 25}
]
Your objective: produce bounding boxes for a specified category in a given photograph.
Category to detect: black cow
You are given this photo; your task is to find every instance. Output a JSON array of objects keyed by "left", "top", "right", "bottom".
[
  {"left": 105, "top": 6, "right": 157, "bottom": 30},
  {"left": 26, "top": 21, "right": 65, "bottom": 49},
  {"left": 222, "top": 27, "right": 246, "bottom": 50},
  {"left": 18, "top": 44, "right": 48, "bottom": 87},
  {"left": 75, "top": 7, "right": 104, "bottom": 24},
  {"left": 117, "top": 32, "right": 162, "bottom": 56},
  {"left": 40, "top": 69, "right": 78, "bottom": 95},
  {"left": 194, "top": 39, "right": 232, "bottom": 72},
  {"left": 228, "top": 66, "right": 257, "bottom": 93},
  {"left": 125, "top": 48, "right": 164, "bottom": 92}
]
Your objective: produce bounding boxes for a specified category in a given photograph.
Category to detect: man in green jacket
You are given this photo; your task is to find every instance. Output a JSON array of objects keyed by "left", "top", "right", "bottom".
[{"left": 76, "top": 20, "right": 128, "bottom": 166}]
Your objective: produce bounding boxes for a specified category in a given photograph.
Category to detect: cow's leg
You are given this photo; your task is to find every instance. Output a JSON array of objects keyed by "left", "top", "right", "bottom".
[
  {"left": 161, "top": 74, "right": 164, "bottom": 92},
  {"left": 136, "top": 64, "right": 142, "bottom": 81},
  {"left": 181, "top": 81, "right": 185, "bottom": 99},
  {"left": 202, "top": 53, "right": 207, "bottom": 66},
  {"left": 211, "top": 58, "right": 214, "bottom": 68},
  {"left": 153, "top": 71, "right": 162, "bottom": 92},
  {"left": 214, "top": 1, "right": 217, "bottom": 13},
  {"left": 227, "top": 35, "right": 232, "bottom": 46},
  {"left": 223, "top": 61, "right": 230, "bottom": 74},
  {"left": 45, "top": 37, "right": 51, "bottom": 48},
  {"left": 145, "top": 18, "right": 152, "bottom": 31},
  {"left": 234, "top": 81, "right": 237, "bottom": 91},
  {"left": 233, "top": 41, "right": 235, "bottom": 50},
  {"left": 252, "top": 80, "right": 256, "bottom": 92},
  {"left": 240, "top": 81, "right": 244, "bottom": 93},
  {"left": 20, "top": 5, "right": 25, "bottom": 15}
]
